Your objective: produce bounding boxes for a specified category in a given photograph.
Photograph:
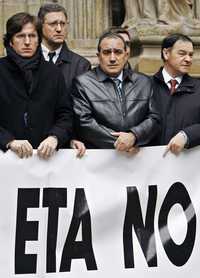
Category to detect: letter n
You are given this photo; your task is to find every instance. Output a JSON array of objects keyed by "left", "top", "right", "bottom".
[{"left": 123, "top": 186, "right": 157, "bottom": 268}]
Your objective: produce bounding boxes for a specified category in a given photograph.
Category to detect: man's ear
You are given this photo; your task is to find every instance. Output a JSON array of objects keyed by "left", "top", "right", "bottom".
[
  {"left": 163, "top": 48, "right": 170, "bottom": 61},
  {"left": 9, "top": 39, "right": 13, "bottom": 47}
]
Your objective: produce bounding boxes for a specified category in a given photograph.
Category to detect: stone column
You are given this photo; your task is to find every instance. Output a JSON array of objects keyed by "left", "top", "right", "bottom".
[{"left": 67, "top": 0, "right": 110, "bottom": 47}]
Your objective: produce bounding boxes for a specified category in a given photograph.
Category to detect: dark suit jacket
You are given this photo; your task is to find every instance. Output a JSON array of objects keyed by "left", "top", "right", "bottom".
[
  {"left": 0, "top": 56, "right": 73, "bottom": 151},
  {"left": 55, "top": 42, "right": 91, "bottom": 92},
  {"left": 152, "top": 67, "right": 200, "bottom": 148}
]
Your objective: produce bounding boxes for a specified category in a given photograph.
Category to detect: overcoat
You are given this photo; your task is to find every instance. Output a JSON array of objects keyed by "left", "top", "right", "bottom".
[
  {"left": 55, "top": 42, "right": 91, "bottom": 92},
  {"left": 152, "top": 67, "right": 200, "bottom": 148},
  {"left": 0, "top": 56, "right": 73, "bottom": 151}
]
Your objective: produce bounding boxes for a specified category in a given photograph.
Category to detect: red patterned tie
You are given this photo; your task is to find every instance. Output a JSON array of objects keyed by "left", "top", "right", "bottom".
[{"left": 170, "top": 79, "right": 177, "bottom": 95}]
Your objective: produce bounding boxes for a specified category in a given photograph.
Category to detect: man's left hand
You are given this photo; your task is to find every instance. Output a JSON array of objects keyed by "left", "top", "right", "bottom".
[
  {"left": 70, "top": 139, "right": 86, "bottom": 158},
  {"left": 164, "top": 132, "right": 187, "bottom": 156},
  {"left": 37, "top": 136, "right": 58, "bottom": 159},
  {"left": 111, "top": 132, "right": 136, "bottom": 152}
]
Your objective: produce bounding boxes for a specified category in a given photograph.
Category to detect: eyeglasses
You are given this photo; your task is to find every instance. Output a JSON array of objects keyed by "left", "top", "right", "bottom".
[
  {"left": 100, "top": 48, "right": 125, "bottom": 56},
  {"left": 44, "top": 21, "right": 68, "bottom": 29}
]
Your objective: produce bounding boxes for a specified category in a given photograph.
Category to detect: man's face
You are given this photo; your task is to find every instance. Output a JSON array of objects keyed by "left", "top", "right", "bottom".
[
  {"left": 10, "top": 23, "right": 39, "bottom": 57},
  {"left": 42, "top": 12, "right": 67, "bottom": 48},
  {"left": 97, "top": 37, "right": 128, "bottom": 77},
  {"left": 163, "top": 40, "right": 194, "bottom": 77}
]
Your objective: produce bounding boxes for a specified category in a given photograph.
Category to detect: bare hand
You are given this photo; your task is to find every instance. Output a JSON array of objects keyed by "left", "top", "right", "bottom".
[
  {"left": 126, "top": 146, "right": 140, "bottom": 155},
  {"left": 111, "top": 132, "right": 136, "bottom": 152},
  {"left": 70, "top": 139, "right": 86, "bottom": 158},
  {"left": 37, "top": 136, "right": 58, "bottom": 159},
  {"left": 163, "top": 132, "right": 187, "bottom": 157},
  {"left": 8, "top": 140, "right": 33, "bottom": 158}
]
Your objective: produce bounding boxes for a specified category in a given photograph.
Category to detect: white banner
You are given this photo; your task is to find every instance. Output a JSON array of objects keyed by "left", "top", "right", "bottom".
[{"left": 0, "top": 146, "right": 199, "bottom": 277}]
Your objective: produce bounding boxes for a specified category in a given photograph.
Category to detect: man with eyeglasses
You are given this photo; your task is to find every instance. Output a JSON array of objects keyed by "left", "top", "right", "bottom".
[
  {"left": 0, "top": 12, "right": 73, "bottom": 159},
  {"left": 38, "top": 3, "right": 91, "bottom": 157},
  {"left": 72, "top": 31, "right": 160, "bottom": 151}
]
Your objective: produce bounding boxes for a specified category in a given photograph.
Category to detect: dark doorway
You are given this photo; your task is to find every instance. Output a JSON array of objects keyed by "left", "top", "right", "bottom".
[{"left": 111, "top": 0, "right": 125, "bottom": 26}]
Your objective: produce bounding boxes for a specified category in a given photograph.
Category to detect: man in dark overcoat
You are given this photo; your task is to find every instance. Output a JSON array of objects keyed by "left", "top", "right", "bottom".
[
  {"left": 0, "top": 12, "right": 73, "bottom": 159},
  {"left": 38, "top": 3, "right": 91, "bottom": 157},
  {"left": 152, "top": 33, "right": 200, "bottom": 155}
]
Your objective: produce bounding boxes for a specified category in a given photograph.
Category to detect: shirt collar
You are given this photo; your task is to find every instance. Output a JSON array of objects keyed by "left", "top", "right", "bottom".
[
  {"left": 111, "top": 71, "right": 123, "bottom": 82},
  {"left": 162, "top": 67, "right": 183, "bottom": 85},
  {"left": 41, "top": 43, "right": 62, "bottom": 63}
]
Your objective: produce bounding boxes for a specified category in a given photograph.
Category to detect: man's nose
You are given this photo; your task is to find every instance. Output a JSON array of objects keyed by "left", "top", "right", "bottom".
[
  {"left": 185, "top": 54, "right": 192, "bottom": 63},
  {"left": 24, "top": 36, "right": 31, "bottom": 45},
  {"left": 110, "top": 51, "right": 116, "bottom": 63},
  {"left": 55, "top": 23, "right": 62, "bottom": 32}
]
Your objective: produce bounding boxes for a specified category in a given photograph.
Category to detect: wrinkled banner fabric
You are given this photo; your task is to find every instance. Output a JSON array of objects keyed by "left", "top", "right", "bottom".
[{"left": 0, "top": 146, "right": 199, "bottom": 277}]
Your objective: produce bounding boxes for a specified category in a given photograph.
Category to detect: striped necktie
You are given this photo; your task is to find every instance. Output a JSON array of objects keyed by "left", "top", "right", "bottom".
[
  {"left": 48, "top": 52, "right": 56, "bottom": 64},
  {"left": 113, "top": 78, "right": 123, "bottom": 102}
]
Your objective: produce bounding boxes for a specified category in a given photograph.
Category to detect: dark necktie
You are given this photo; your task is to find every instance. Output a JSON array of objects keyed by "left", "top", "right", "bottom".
[
  {"left": 113, "top": 78, "right": 123, "bottom": 102},
  {"left": 169, "top": 79, "right": 177, "bottom": 95},
  {"left": 48, "top": 52, "right": 56, "bottom": 64}
]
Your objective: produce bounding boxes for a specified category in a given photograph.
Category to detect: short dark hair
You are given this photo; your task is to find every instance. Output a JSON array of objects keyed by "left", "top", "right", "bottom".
[
  {"left": 161, "top": 33, "right": 194, "bottom": 61},
  {"left": 38, "top": 3, "right": 68, "bottom": 23},
  {"left": 4, "top": 12, "right": 41, "bottom": 47},
  {"left": 107, "top": 26, "right": 143, "bottom": 57},
  {"left": 109, "top": 26, "right": 131, "bottom": 40},
  {"left": 97, "top": 31, "right": 127, "bottom": 52}
]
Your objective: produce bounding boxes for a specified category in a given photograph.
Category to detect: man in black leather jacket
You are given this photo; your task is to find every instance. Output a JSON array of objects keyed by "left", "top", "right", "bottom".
[{"left": 72, "top": 31, "right": 160, "bottom": 152}]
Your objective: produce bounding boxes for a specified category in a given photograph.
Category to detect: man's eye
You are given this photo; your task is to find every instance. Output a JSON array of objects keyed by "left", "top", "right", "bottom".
[
  {"left": 16, "top": 34, "right": 25, "bottom": 39},
  {"left": 102, "top": 50, "right": 111, "bottom": 55},
  {"left": 114, "top": 49, "right": 123, "bottom": 55}
]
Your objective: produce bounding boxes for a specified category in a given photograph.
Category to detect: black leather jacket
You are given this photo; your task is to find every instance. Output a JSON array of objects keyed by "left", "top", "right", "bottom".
[{"left": 72, "top": 67, "right": 160, "bottom": 148}]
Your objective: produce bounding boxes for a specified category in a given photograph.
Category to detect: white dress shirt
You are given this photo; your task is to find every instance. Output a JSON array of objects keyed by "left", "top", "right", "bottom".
[
  {"left": 41, "top": 44, "right": 62, "bottom": 64},
  {"left": 162, "top": 68, "right": 182, "bottom": 90}
]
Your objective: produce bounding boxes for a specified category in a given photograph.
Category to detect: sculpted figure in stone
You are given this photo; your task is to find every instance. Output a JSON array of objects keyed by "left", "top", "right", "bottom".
[
  {"left": 123, "top": 0, "right": 158, "bottom": 25},
  {"left": 123, "top": 0, "right": 200, "bottom": 29},
  {"left": 158, "top": 0, "right": 196, "bottom": 25}
]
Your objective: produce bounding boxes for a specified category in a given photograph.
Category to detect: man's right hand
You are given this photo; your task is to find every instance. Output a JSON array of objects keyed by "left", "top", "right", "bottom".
[{"left": 8, "top": 140, "right": 33, "bottom": 158}]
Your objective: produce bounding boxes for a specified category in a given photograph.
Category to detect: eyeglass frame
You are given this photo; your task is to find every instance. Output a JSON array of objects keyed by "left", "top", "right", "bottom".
[{"left": 44, "top": 20, "right": 69, "bottom": 29}]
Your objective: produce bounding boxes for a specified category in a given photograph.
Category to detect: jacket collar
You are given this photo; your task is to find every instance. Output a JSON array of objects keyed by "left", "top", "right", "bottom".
[
  {"left": 55, "top": 42, "right": 72, "bottom": 65},
  {"left": 154, "top": 67, "right": 195, "bottom": 94},
  {"left": 95, "top": 66, "right": 133, "bottom": 82}
]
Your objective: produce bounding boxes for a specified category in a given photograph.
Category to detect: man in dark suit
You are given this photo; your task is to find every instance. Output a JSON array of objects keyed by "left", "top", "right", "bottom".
[
  {"left": 152, "top": 33, "right": 200, "bottom": 155},
  {"left": 0, "top": 12, "right": 73, "bottom": 159},
  {"left": 38, "top": 3, "right": 91, "bottom": 157}
]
